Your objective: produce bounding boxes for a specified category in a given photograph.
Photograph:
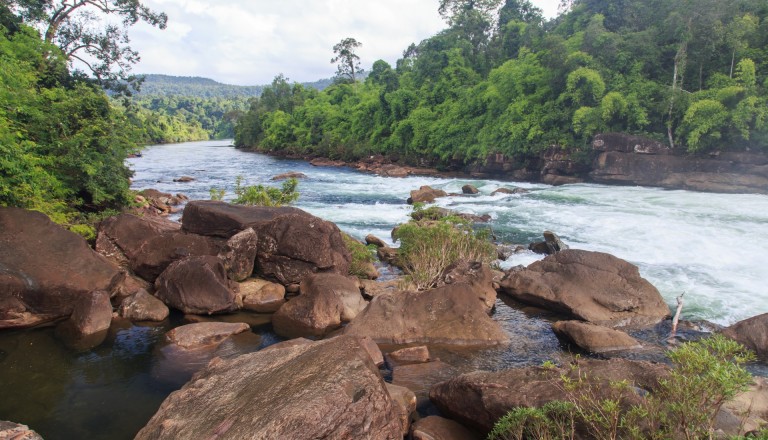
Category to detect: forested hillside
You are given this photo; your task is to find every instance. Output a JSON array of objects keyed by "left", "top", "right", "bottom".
[
  {"left": 133, "top": 74, "right": 264, "bottom": 98},
  {"left": 234, "top": 0, "right": 768, "bottom": 168}
]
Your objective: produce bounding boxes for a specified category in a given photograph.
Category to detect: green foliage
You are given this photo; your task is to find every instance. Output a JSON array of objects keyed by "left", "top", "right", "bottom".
[
  {"left": 232, "top": 176, "right": 299, "bottom": 207},
  {"left": 342, "top": 234, "right": 377, "bottom": 279},
  {"left": 489, "top": 335, "right": 758, "bottom": 440},
  {"left": 394, "top": 206, "right": 496, "bottom": 289}
]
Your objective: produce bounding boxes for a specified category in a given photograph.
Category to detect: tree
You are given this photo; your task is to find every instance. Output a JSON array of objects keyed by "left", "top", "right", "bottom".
[
  {"left": 8, "top": 0, "right": 167, "bottom": 91},
  {"left": 437, "top": 0, "right": 502, "bottom": 25},
  {"left": 331, "top": 37, "right": 362, "bottom": 83}
]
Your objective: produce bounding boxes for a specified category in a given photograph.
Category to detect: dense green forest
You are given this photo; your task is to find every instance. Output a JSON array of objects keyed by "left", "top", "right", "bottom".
[
  {"left": 132, "top": 74, "right": 264, "bottom": 98},
  {"left": 235, "top": 0, "right": 768, "bottom": 167}
]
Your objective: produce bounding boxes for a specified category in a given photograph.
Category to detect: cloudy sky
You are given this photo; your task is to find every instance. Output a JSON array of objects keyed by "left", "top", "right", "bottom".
[{"left": 129, "top": 0, "right": 560, "bottom": 86}]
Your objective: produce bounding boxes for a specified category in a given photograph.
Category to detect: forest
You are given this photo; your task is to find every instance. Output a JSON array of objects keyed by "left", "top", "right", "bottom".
[{"left": 234, "top": 0, "right": 768, "bottom": 168}]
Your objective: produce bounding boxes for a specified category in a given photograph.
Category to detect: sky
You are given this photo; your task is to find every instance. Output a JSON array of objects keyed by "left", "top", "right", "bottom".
[{"left": 129, "top": 0, "right": 561, "bottom": 86}]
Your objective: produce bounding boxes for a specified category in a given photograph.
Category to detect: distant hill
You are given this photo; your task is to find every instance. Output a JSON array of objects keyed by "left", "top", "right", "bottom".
[{"left": 133, "top": 74, "right": 337, "bottom": 98}]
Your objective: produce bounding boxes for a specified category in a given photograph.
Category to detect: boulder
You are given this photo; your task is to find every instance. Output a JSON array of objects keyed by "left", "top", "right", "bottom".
[
  {"left": 462, "top": 184, "right": 480, "bottom": 195},
  {"left": 0, "top": 421, "right": 43, "bottom": 440},
  {"left": 270, "top": 171, "right": 307, "bottom": 181},
  {"left": 385, "top": 346, "right": 431, "bottom": 367},
  {"left": 254, "top": 213, "right": 351, "bottom": 286},
  {"left": 166, "top": 322, "right": 251, "bottom": 349},
  {"left": 491, "top": 187, "right": 528, "bottom": 195},
  {"left": 430, "top": 358, "right": 669, "bottom": 434},
  {"left": 528, "top": 230, "right": 569, "bottom": 255},
  {"left": 410, "top": 416, "right": 481, "bottom": 440},
  {"left": 135, "top": 336, "right": 403, "bottom": 440},
  {"left": 173, "top": 176, "right": 195, "bottom": 182},
  {"left": 386, "top": 383, "right": 417, "bottom": 436},
  {"left": 96, "top": 213, "right": 223, "bottom": 282},
  {"left": 67, "top": 290, "right": 113, "bottom": 336},
  {"left": 272, "top": 273, "right": 366, "bottom": 339},
  {"left": 154, "top": 256, "right": 240, "bottom": 315},
  {"left": 365, "top": 234, "right": 388, "bottom": 248},
  {"left": 499, "top": 250, "right": 670, "bottom": 328},
  {"left": 360, "top": 279, "right": 406, "bottom": 299},
  {"left": 721, "top": 313, "right": 768, "bottom": 360},
  {"left": 0, "top": 207, "right": 121, "bottom": 329},
  {"left": 407, "top": 185, "right": 448, "bottom": 204},
  {"left": 435, "top": 261, "right": 497, "bottom": 313},
  {"left": 180, "top": 200, "right": 308, "bottom": 238},
  {"left": 239, "top": 278, "right": 286, "bottom": 313},
  {"left": 218, "top": 227, "right": 258, "bottom": 282},
  {"left": 716, "top": 377, "right": 768, "bottom": 436},
  {"left": 119, "top": 289, "right": 170, "bottom": 322},
  {"left": 552, "top": 320, "right": 642, "bottom": 353},
  {"left": 343, "top": 280, "right": 508, "bottom": 345}
]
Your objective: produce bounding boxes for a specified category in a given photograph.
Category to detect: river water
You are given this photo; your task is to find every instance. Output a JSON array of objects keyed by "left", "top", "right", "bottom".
[{"left": 1, "top": 139, "right": 767, "bottom": 439}]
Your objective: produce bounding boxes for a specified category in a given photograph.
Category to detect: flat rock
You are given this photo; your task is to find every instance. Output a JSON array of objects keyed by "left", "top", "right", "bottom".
[
  {"left": 270, "top": 171, "right": 306, "bottom": 180},
  {"left": 386, "top": 346, "right": 431, "bottom": 367},
  {"left": 500, "top": 249, "right": 670, "bottom": 328},
  {"left": 552, "top": 320, "right": 642, "bottom": 353},
  {"left": 411, "top": 416, "right": 481, "bottom": 440},
  {"left": 136, "top": 335, "right": 402, "bottom": 440},
  {"left": 166, "top": 322, "right": 251, "bottom": 349},
  {"left": 181, "top": 200, "right": 308, "bottom": 238}
]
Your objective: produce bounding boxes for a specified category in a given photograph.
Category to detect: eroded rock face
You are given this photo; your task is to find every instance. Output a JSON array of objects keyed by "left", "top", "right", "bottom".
[
  {"left": 407, "top": 186, "right": 448, "bottom": 204},
  {"left": 136, "top": 336, "right": 403, "bottom": 440},
  {"left": 552, "top": 320, "right": 642, "bottom": 353},
  {"left": 500, "top": 250, "right": 669, "bottom": 328},
  {"left": 430, "top": 358, "right": 669, "bottom": 434},
  {"left": 0, "top": 421, "right": 43, "bottom": 440},
  {"left": 254, "top": 213, "right": 351, "bottom": 286},
  {"left": 343, "top": 282, "right": 508, "bottom": 346},
  {"left": 721, "top": 313, "right": 768, "bottom": 360},
  {"left": 119, "top": 289, "right": 170, "bottom": 322},
  {"left": 154, "top": 256, "right": 240, "bottom": 315},
  {"left": 180, "top": 200, "right": 308, "bottom": 238},
  {"left": 271, "top": 273, "right": 366, "bottom": 339},
  {"left": 0, "top": 207, "right": 120, "bottom": 329},
  {"left": 218, "top": 227, "right": 258, "bottom": 282}
]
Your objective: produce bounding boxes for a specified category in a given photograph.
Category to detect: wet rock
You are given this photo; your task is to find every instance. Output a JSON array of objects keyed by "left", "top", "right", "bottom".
[
  {"left": 255, "top": 213, "right": 351, "bottom": 286},
  {"left": 272, "top": 273, "right": 366, "bottom": 339},
  {"left": 0, "top": 207, "right": 121, "bottom": 329},
  {"left": 119, "top": 289, "right": 170, "bottom": 322},
  {"left": 343, "top": 278, "right": 507, "bottom": 345},
  {"left": 430, "top": 358, "right": 668, "bottom": 434},
  {"left": 379, "top": 165, "right": 410, "bottom": 177},
  {"left": 491, "top": 187, "right": 528, "bottom": 195},
  {"left": 529, "top": 230, "right": 569, "bottom": 255},
  {"left": 435, "top": 261, "right": 497, "bottom": 313},
  {"left": 55, "top": 290, "right": 113, "bottom": 350},
  {"left": 239, "top": 278, "right": 286, "bottom": 313},
  {"left": 173, "top": 176, "right": 195, "bottom": 182},
  {"left": 500, "top": 250, "right": 670, "bottom": 328},
  {"left": 462, "top": 184, "right": 480, "bottom": 194},
  {"left": 218, "top": 227, "right": 258, "bottom": 282},
  {"left": 365, "top": 234, "right": 388, "bottom": 248},
  {"left": 387, "top": 383, "right": 417, "bottom": 436},
  {"left": 166, "top": 322, "right": 250, "bottom": 349},
  {"left": 393, "top": 360, "right": 460, "bottom": 409},
  {"left": 552, "top": 320, "right": 642, "bottom": 353},
  {"left": 721, "top": 313, "right": 768, "bottom": 359},
  {"left": 183, "top": 312, "right": 271, "bottom": 328},
  {"left": 411, "top": 416, "right": 481, "bottom": 440},
  {"left": 377, "top": 246, "right": 399, "bottom": 265},
  {"left": 270, "top": 171, "right": 306, "bottom": 180},
  {"left": 407, "top": 185, "right": 448, "bottom": 204},
  {"left": 135, "top": 189, "right": 188, "bottom": 216},
  {"left": 180, "top": 200, "right": 308, "bottom": 238},
  {"left": 136, "top": 336, "right": 402, "bottom": 440},
  {"left": 0, "top": 421, "right": 43, "bottom": 440},
  {"left": 496, "top": 244, "right": 525, "bottom": 261},
  {"left": 385, "top": 346, "right": 431, "bottom": 367},
  {"left": 154, "top": 256, "right": 240, "bottom": 315},
  {"left": 310, "top": 158, "right": 346, "bottom": 167},
  {"left": 96, "top": 213, "right": 223, "bottom": 282}
]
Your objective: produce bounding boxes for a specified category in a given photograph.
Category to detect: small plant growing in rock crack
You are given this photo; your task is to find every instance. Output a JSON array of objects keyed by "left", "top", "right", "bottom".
[{"left": 488, "top": 335, "right": 757, "bottom": 440}]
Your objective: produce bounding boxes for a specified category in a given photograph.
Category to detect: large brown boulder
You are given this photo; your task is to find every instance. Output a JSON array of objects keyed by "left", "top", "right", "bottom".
[
  {"left": 407, "top": 185, "right": 448, "bottom": 204},
  {"left": 0, "top": 207, "right": 121, "bottom": 329},
  {"left": 180, "top": 200, "right": 308, "bottom": 238},
  {"left": 218, "top": 227, "right": 258, "bottom": 282},
  {"left": 343, "top": 282, "right": 508, "bottom": 346},
  {"left": 119, "top": 289, "right": 169, "bottom": 322},
  {"left": 552, "top": 320, "right": 642, "bottom": 353},
  {"left": 154, "top": 256, "right": 240, "bottom": 315},
  {"left": 96, "top": 213, "right": 223, "bottom": 282},
  {"left": 135, "top": 336, "right": 403, "bottom": 440},
  {"left": 271, "top": 273, "right": 366, "bottom": 339},
  {"left": 500, "top": 250, "right": 669, "bottom": 328},
  {"left": 239, "top": 278, "right": 286, "bottom": 313},
  {"left": 254, "top": 213, "right": 351, "bottom": 286},
  {"left": 721, "top": 313, "right": 768, "bottom": 360},
  {"left": 430, "top": 358, "right": 669, "bottom": 434},
  {"left": 435, "top": 261, "right": 497, "bottom": 313}
]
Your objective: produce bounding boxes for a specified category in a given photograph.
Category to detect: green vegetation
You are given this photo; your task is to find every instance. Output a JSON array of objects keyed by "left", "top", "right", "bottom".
[
  {"left": 236, "top": 0, "right": 768, "bottom": 168},
  {"left": 210, "top": 176, "right": 300, "bottom": 207},
  {"left": 488, "top": 335, "right": 760, "bottom": 440},
  {"left": 342, "top": 234, "right": 378, "bottom": 279},
  {"left": 393, "top": 204, "right": 496, "bottom": 289}
]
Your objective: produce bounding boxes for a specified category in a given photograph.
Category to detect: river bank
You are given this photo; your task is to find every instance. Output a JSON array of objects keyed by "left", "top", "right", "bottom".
[{"left": 238, "top": 132, "right": 768, "bottom": 195}]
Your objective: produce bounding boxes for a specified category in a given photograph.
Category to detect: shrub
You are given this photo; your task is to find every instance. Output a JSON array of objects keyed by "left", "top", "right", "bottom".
[
  {"left": 232, "top": 176, "right": 299, "bottom": 206},
  {"left": 393, "top": 212, "right": 495, "bottom": 290},
  {"left": 342, "top": 233, "right": 377, "bottom": 279},
  {"left": 489, "top": 335, "right": 758, "bottom": 440}
]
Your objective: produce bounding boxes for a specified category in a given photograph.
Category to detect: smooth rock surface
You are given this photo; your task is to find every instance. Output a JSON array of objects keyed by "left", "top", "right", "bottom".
[
  {"left": 181, "top": 200, "right": 308, "bottom": 238},
  {"left": 411, "top": 416, "right": 481, "bottom": 440},
  {"left": 552, "top": 320, "right": 642, "bottom": 353},
  {"left": 166, "top": 322, "right": 251, "bottom": 349},
  {"left": 119, "top": 289, "right": 170, "bottom": 321},
  {"left": 721, "top": 313, "right": 768, "bottom": 360},
  {"left": 239, "top": 278, "right": 286, "bottom": 313},
  {"left": 154, "top": 256, "right": 240, "bottom": 315}
]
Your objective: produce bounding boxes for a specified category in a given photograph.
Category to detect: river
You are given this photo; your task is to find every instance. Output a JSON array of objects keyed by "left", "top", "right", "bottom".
[{"left": 1, "top": 139, "right": 766, "bottom": 439}]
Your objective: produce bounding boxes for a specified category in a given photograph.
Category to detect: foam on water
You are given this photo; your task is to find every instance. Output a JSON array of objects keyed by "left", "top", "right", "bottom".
[{"left": 130, "top": 141, "right": 768, "bottom": 325}]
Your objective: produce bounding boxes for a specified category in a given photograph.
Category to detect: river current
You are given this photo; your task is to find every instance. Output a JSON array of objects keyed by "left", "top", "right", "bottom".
[
  {"left": 132, "top": 139, "right": 768, "bottom": 326},
  {"left": 1, "top": 139, "right": 766, "bottom": 439}
]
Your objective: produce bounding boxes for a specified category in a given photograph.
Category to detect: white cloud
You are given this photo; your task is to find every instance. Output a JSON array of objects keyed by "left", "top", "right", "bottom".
[{"left": 129, "top": 0, "right": 560, "bottom": 86}]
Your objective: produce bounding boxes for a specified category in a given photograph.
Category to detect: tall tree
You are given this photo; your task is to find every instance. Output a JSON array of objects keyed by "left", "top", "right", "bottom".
[
  {"left": 8, "top": 0, "right": 167, "bottom": 92},
  {"left": 331, "top": 37, "right": 362, "bottom": 83}
]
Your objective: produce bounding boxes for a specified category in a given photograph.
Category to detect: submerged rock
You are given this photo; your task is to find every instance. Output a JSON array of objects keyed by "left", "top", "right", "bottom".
[
  {"left": 500, "top": 249, "right": 670, "bottom": 328},
  {"left": 552, "top": 320, "right": 642, "bottom": 353},
  {"left": 270, "top": 171, "right": 306, "bottom": 181},
  {"left": 136, "top": 336, "right": 402, "bottom": 440},
  {"left": 165, "top": 322, "right": 250, "bottom": 349}
]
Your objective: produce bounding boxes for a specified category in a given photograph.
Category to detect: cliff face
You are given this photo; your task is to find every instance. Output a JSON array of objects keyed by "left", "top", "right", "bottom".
[{"left": 471, "top": 133, "right": 768, "bottom": 194}]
